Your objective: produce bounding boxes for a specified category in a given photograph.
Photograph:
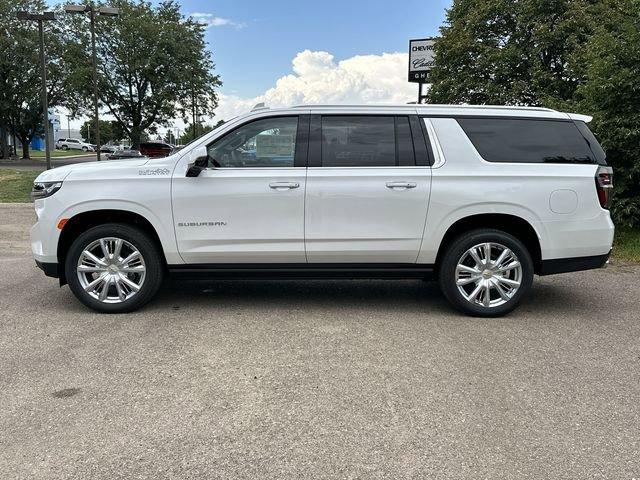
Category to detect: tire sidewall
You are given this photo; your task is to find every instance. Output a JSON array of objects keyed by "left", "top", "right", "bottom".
[
  {"left": 65, "top": 223, "right": 163, "bottom": 313},
  {"left": 439, "top": 229, "right": 534, "bottom": 317}
]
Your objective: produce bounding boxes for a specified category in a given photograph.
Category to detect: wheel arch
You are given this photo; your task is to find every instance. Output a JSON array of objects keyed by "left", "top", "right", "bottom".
[
  {"left": 435, "top": 213, "right": 543, "bottom": 274},
  {"left": 57, "top": 209, "right": 167, "bottom": 284}
]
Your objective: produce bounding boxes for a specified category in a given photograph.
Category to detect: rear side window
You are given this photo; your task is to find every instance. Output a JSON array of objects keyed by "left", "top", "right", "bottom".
[
  {"left": 321, "top": 116, "right": 396, "bottom": 167},
  {"left": 458, "top": 118, "right": 600, "bottom": 164},
  {"left": 575, "top": 121, "right": 607, "bottom": 165}
]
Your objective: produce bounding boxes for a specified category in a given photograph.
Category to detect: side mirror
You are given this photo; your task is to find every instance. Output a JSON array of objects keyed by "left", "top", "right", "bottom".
[{"left": 186, "top": 146, "right": 209, "bottom": 177}]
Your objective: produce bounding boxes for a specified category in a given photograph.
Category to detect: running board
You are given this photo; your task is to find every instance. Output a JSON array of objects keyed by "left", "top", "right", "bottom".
[{"left": 168, "top": 263, "right": 435, "bottom": 280}]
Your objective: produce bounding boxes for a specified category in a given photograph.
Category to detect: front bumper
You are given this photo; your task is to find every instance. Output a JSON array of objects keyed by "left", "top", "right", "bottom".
[{"left": 35, "top": 260, "right": 60, "bottom": 278}]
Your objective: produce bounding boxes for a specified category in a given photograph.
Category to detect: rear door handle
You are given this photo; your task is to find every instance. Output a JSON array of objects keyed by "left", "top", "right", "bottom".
[
  {"left": 269, "top": 182, "right": 300, "bottom": 190},
  {"left": 386, "top": 182, "right": 417, "bottom": 189}
]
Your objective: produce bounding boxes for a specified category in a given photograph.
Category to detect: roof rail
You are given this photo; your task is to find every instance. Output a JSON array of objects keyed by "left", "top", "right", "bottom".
[{"left": 288, "top": 103, "right": 557, "bottom": 113}]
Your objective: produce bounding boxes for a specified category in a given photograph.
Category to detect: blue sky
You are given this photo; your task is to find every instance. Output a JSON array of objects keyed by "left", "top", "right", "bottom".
[
  {"left": 53, "top": 0, "right": 453, "bottom": 130},
  {"left": 185, "top": 0, "right": 452, "bottom": 99}
]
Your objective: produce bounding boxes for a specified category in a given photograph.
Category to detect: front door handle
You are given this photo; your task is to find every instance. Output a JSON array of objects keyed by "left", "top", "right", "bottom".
[
  {"left": 386, "top": 182, "right": 417, "bottom": 189},
  {"left": 269, "top": 182, "right": 300, "bottom": 190}
]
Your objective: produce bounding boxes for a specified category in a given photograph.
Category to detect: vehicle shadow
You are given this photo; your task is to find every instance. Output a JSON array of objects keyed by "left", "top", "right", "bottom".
[
  {"left": 157, "top": 278, "right": 452, "bottom": 313},
  {"left": 143, "top": 276, "right": 595, "bottom": 319}
]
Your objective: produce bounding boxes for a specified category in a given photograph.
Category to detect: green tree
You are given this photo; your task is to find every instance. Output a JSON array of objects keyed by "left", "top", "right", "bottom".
[
  {"left": 0, "top": 0, "right": 73, "bottom": 159},
  {"left": 427, "top": 0, "right": 599, "bottom": 106},
  {"left": 178, "top": 122, "right": 216, "bottom": 145},
  {"left": 67, "top": 0, "right": 221, "bottom": 149},
  {"left": 428, "top": 0, "right": 640, "bottom": 226},
  {"left": 79, "top": 119, "right": 116, "bottom": 144},
  {"left": 572, "top": 0, "right": 640, "bottom": 227}
]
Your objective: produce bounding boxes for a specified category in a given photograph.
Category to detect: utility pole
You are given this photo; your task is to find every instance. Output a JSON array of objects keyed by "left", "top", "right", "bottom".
[
  {"left": 65, "top": 4, "right": 119, "bottom": 161},
  {"left": 89, "top": 7, "right": 100, "bottom": 160},
  {"left": 191, "top": 88, "right": 197, "bottom": 140},
  {"left": 17, "top": 11, "right": 56, "bottom": 170}
]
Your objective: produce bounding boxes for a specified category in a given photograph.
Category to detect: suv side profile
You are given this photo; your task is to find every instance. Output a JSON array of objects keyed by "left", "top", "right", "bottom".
[
  {"left": 55, "top": 138, "right": 94, "bottom": 152},
  {"left": 31, "top": 105, "right": 614, "bottom": 317}
]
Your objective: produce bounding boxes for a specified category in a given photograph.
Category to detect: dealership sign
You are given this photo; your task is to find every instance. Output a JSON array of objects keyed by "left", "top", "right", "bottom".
[{"left": 408, "top": 38, "right": 436, "bottom": 83}]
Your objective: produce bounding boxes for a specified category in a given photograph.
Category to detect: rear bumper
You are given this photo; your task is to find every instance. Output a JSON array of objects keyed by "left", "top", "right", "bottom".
[{"left": 538, "top": 251, "right": 611, "bottom": 276}]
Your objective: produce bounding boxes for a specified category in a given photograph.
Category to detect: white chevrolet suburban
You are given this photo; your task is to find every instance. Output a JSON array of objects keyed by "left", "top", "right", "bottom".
[{"left": 31, "top": 105, "right": 614, "bottom": 316}]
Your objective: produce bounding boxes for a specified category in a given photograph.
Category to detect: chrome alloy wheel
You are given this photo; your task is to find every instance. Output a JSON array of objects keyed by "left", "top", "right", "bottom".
[
  {"left": 76, "top": 237, "right": 146, "bottom": 304},
  {"left": 455, "top": 242, "right": 523, "bottom": 308}
]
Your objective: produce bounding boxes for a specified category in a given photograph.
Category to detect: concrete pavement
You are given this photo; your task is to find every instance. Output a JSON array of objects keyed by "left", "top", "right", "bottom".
[{"left": 0, "top": 203, "right": 638, "bottom": 479}]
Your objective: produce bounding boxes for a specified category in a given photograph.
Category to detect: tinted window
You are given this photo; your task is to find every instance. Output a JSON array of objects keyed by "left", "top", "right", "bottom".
[
  {"left": 458, "top": 118, "right": 598, "bottom": 164},
  {"left": 575, "top": 121, "right": 607, "bottom": 165},
  {"left": 321, "top": 116, "right": 396, "bottom": 167},
  {"left": 207, "top": 116, "right": 298, "bottom": 168},
  {"left": 396, "top": 117, "right": 415, "bottom": 166}
]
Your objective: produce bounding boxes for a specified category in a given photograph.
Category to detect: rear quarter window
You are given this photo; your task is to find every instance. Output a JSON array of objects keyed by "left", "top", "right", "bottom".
[{"left": 457, "top": 118, "right": 602, "bottom": 164}]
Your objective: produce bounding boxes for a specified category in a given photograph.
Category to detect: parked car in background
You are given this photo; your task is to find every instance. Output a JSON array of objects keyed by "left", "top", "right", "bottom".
[
  {"left": 139, "top": 142, "right": 173, "bottom": 158},
  {"left": 106, "top": 149, "right": 144, "bottom": 160},
  {"left": 100, "top": 145, "right": 118, "bottom": 154},
  {"left": 30, "top": 104, "right": 614, "bottom": 316},
  {"left": 55, "top": 138, "right": 94, "bottom": 152}
]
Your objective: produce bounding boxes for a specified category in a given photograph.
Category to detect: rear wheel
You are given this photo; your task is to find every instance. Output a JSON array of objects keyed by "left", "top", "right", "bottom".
[
  {"left": 65, "top": 223, "right": 163, "bottom": 313},
  {"left": 439, "top": 229, "right": 533, "bottom": 317},
  {"left": 61, "top": 145, "right": 68, "bottom": 151}
]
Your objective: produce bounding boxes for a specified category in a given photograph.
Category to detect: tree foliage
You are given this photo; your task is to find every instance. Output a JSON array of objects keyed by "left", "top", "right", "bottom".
[
  {"left": 0, "top": 0, "right": 73, "bottom": 158},
  {"left": 428, "top": 0, "right": 640, "bottom": 226},
  {"left": 177, "top": 121, "right": 222, "bottom": 145},
  {"left": 67, "top": 0, "right": 221, "bottom": 149},
  {"left": 570, "top": 0, "right": 640, "bottom": 227},
  {"left": 79, "top": 119, "right": 127, "bottom": 145}
]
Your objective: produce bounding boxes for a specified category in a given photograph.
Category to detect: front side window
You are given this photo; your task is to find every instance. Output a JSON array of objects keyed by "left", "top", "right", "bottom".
[
  {"left": 321, "top": 116, "right": 396, "bottom": 167},
  {"left": 457, "top": 118, "right": 599, "bottom": 164},
  {"left": 207, "top": 116, "right": 298, "bottom": 168}
]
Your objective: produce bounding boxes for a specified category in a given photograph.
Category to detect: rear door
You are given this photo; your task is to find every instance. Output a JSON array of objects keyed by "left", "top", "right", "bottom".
[
  {"left": 305, "top": 115, "right": 432, "bottom": 263},
  {"left": 172, "top": 115, "right": 309, "bottom": 264}
]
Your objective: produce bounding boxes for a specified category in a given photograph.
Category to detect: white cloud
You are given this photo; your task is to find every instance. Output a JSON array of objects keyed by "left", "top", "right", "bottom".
[
  {"left": 190, "top": 12, "right": 247, "bottom": 29},
  {"left": 213, "top": 50, "right": 417, "bottom": 121},
  {"left": 61, "top": 50, "right": 418, "bottom": 140}
]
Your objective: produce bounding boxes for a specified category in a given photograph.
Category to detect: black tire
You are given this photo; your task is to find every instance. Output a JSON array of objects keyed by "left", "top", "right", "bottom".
[
  {"left": 82, "top": 146, "right": 88, "bottom": 152},
  {"left": 438, "top": 229, "right": 534, "bottom": 317},
  {"left": 65, "top": 223, "right": 164, "bottom": 313},
  {"left": 61, "top": 145, "right": 68, "bottom": 150}
]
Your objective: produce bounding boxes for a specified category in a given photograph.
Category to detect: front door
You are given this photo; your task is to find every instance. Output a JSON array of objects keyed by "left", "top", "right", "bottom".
[
  {"left": 305, "top": 115, "right": 432, "bottom": 263},
  {"left": 172, "top": 115, "right": 307, "bottom": 264}
]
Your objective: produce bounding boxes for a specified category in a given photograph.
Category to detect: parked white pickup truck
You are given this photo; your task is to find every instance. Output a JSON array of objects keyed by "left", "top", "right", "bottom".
[{"left": 31, "top": 104, "right": 614, "bottom": 316}]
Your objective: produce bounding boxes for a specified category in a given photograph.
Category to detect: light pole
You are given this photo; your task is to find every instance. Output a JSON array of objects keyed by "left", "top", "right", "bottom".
[
  {"left": 16, "top": 11, "right": 56, "bottom": 170},
  {"left": 65, "top": 5, "right": 119, "bottom": 161}
]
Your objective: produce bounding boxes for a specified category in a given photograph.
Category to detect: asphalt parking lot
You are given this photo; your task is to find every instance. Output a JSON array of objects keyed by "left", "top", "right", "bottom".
[{"left": 0, "top": 203, "right": 638, "bottom": 479}]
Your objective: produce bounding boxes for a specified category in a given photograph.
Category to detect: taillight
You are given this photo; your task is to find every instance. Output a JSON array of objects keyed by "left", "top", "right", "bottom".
[{"left": 595, "top": 166, "right": 613, "bottom": 209}]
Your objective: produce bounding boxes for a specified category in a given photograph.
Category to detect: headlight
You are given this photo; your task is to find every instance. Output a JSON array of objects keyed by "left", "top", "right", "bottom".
[{"left": 31, "top": 181, "right": 62, "bottom": 200}]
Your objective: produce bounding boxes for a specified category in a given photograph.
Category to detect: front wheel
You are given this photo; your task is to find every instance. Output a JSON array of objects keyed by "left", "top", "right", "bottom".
[
  {"left": 439, "top": 229, "right": 534, "bottom": 317},
  {"left": 65, "top": 223, "right": 164, "bottom": 313}
]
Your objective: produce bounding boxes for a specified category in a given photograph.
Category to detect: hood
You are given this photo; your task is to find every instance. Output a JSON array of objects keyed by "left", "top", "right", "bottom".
[{"left": 34, "top": 158, "right": 150, "bottom": 183}]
